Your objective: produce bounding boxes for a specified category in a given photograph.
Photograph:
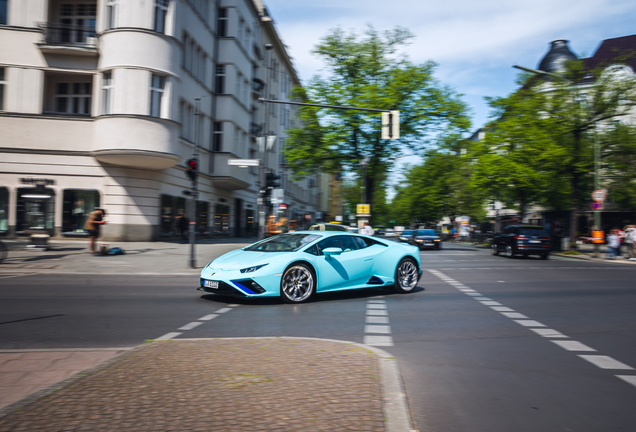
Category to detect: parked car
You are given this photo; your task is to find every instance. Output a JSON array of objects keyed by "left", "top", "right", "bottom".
[
  {"left": 384, "top": 229, "right": 396, "bottom": 237},
  {"left": 492, "top": 225, "right": 551, "bottom": 259},
  {"left": 347, "top": 226, "right": 359, "bottom": 233},
  {"left": 308, "top": 223, "right": 348, "bottom": 232},
  {"left": 398, "top": 230, "right": 414, "bottom": 243},
  {"left": 411, "top": 229, "right": 442, "bottom": 250}
]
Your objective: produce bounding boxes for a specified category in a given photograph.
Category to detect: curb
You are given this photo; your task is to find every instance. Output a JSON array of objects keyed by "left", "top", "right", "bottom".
[
  {"left": 553, "top": 253, "right": 636, "bottom": 264},
  {"left": 0, "top": 337, "right": 416, "bottom": 432}
]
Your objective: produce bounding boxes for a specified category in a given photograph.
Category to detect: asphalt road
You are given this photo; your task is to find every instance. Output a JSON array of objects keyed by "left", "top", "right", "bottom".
[{"left": 1, "top": 242, "right": 636, "bottom": 431}]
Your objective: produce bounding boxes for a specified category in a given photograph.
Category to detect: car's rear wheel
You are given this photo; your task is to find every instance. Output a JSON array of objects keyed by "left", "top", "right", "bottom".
[
  {"left": 280, "top": 264, "right": 315, "bottom": 303},
  {"left": 492, "top": 244, "right": 499, "bottom": 256},
  {"left": 392, "top": 258, "right": 418, "bottom": 294},
  {"left": 541, "top": 253, "right": 549, "bottom": 260},
  {"left": 505, "top": 246, "right": 515, "bottom": 258}
]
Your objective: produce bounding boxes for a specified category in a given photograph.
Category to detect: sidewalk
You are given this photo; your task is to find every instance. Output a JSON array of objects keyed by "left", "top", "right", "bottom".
[
  {"left": 0, "top": 338, "right": 413, "bottom": 432},
  {"left": 0, "top": 238, "right": 259, "bottom": 275},
  {"left": 553, "top": 243, "right": 636, "bottom": 265}
]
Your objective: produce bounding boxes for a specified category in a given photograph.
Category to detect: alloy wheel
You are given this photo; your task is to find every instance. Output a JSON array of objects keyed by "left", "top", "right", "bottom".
[
  {"left": 281, "top": 265, "right": 314, "bottom": 303},
  {"left": 395, "top": 259, "right": 418, "bottom": 293},
  {"left": 506, "top": 246, "right": 514, "bottom": 258}
]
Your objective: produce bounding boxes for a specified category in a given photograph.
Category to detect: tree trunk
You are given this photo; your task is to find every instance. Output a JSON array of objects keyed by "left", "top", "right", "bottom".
[{"left": 567, "top": 130, "right": 582, "bottom": 251}]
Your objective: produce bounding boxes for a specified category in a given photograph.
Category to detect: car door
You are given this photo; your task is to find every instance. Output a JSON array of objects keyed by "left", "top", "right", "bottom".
[{"left": 314, "top": 235, "right": 375, "bottom": 291}]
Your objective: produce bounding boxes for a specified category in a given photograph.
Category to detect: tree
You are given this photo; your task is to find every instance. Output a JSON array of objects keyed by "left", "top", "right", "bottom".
[
  {"left": 480, "top": 60, "right": 636, "bottom": 247},
  {"left": 283, "top": 26, "right": 471, "bottom": 219}
]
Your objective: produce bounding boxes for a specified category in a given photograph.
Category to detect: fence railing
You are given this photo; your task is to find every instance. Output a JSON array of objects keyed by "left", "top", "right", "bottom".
[{"left": 38, "top": 22, "right": 97, "bottom": 48}]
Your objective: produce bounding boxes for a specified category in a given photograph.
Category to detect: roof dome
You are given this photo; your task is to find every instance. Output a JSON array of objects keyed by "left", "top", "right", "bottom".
[{"left": 537, "top": 40, "right": 577, "bottom": 73}]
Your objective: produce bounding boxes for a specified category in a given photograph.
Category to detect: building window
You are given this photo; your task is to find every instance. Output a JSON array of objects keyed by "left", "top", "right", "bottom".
[
  {"left": 214, "top": 203, "right": 230, "bottom": 236},
  {"left": 235, "top": 71, "right": 241, "bottom": 99},
  {"left": 62, "top": 189, "right": 100, "bottom": 235},
  {"left": 0, "top": 0, "right": 7, "bottom": 25},
  {"left": 154, "top": 0, "right": 169, "bottom": 33},
  {"left": 160, "top": 194, "right": 186, "bottom": 236},
  {"left": 212, "top": 121, "right": 222, "bottom": 151},
  {"left": 101, "top": 72, "right": 113, "bottom": 115},
  {"left": 216, "top": 7, "right": 227, "bottom": 37},
  {"left": 105, "top": 0, "right": 117, "bottom": 29},
  {"left": 16, "top": 188, "right": 55, "bottom": 234},
  {"left": 59, "top": 3, "right": 96, "bottom": 44},
  {"left": 150, "top": 74, "right": 165, "bottom": 117},
  {"left": 55, "top": 82, "right": 92, "bottom": 115},
  {"left": 0, "top": 67, "right": 5, "bottom": 111},
  {"left": 0, "top": 187, "right": 8, "bottom": 234},
  {"left": 196, "top": 201, "right": 209, "bottom": 235},
  {"left": 214, "top": 64, "right": 225, "bottom": 94}
]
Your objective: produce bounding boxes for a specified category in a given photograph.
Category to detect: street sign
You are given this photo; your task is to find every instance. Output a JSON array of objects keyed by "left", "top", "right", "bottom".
[
  {"left": 228, "top": 159, "right": 260, "bottom": 167},
  {"left": 591, "top": 190, "right": 606, "bottom": 202},
  {"left": 356, "top": 204, "right": 370, "bottom": 216},
  {"left": 592, "top": 229, "right": 605, "bottom": 243},
  {"left": 381, "top": 111, "right": 400, "bottom": 139},
  {"left": 591, "top": 202, "right": 604, "bottom": 210}
]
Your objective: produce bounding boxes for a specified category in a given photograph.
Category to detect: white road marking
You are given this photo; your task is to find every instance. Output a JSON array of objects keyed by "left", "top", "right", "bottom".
[
  {"left": 366, "top": 309, "right": 388, "bottom": 316},
  {"left": 616, "top": 376, "right": 636, "bottom": 388},
  {"left": 364, "top": 335, "right": 394, "bottom": 346},
  {"left": 427, "top": 268, "right": 636, "bottom": 386},
  {"left": 578, "top": 355, "right": 634, "bottom": 370},
  {"left": 366, "top": 316, "right": 390, "bottom": 324},
  {"left": 368, "top": 300, "right": 387, "bottom": 304},
  {"left": 501, "top": 312, "right": 528, "bottom": 319},
  {"left": 459, "top": 288, "right": 476, "bottom": 292},
  {"left": 466, "top": 293, "right": 483, "bottom": 296},
  {"left": 178, "top": 322, "right": 204, "bottom": 331},
  {"left": 514, "top": 320, "right": 546, "bottom": 327},
  {"left": 228, "top": 304, "right": 239, "bottom": 307},
  {"left": 480, "top": 301, "right": 503, "bottom": 306},
  {"left": 367, "top": 304, "right": 387, "bottom": 309},
  {"left": 156, "top": 332, "right": 182, "bottom": 340},
  {"left": 530, "top": 328, "right": 569, "bottom": 338},
  {"left": 551, "top": 340, "right": 596, "bottom": 351},
  {"left": 199, "top": 314, "right": 219, "bottom": 321},
  {"left": 365, "top": 325, "right": 392, "bottom": 334},
  {"left": 215, "top": 308, "right": 233, "bottom": 313}
]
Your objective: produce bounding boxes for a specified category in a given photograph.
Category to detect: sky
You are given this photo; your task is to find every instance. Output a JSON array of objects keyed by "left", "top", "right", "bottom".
[{"left": 262, "top": 0, "right": 636, "bottom": 196}]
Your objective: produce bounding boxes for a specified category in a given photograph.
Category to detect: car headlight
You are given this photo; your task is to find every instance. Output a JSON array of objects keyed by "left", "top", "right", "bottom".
[
  {"left": 240, "top": 264, "right": 269, "bottom": 273},
  {"left": 434, "top": 239, "right": 440, "bottom": 241},
  {"left": 416, "top": 239, "right": 423, "bottom": 242}
]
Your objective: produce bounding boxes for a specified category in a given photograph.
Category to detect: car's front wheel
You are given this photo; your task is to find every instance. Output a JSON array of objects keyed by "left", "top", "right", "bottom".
[
  {"left": 492, "top": 244, "right": 499, "bottom": 256},
  {"left": 280, "top": 264, "right": 315, "bottom": 303},
  {"left": 392, "top": 258, "right": 418, "bottom": 294},
  {"left": 505, "top": 246, "right": 515, "bottom": 258}
]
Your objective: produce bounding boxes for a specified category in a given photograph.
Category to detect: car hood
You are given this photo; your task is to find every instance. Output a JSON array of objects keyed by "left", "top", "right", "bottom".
[
  {"left": 415, "top": 236, "right": 439, "bottom": 240},
  {"left": 207, "top": 250, "right": 273, "bottom": 270}
]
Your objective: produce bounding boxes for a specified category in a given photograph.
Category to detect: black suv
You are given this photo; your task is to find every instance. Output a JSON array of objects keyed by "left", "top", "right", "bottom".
[
  {"left": 492, "top": 225, "right": 551, "bottom": 259},
  {"left": 411, "top": 229, "right": 442, "bottom": 250}
]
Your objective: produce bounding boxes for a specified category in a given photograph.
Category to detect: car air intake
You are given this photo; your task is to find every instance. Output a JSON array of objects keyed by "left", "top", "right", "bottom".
[
  {"left": 367, "top": 276, "right": 384, "bottom": 285},
  {"left": 231, "top": 279, "right": 266, "bottom": 294}
]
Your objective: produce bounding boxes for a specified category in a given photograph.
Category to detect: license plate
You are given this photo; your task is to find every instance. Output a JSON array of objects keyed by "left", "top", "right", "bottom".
[
  {"left": 204, "top": 280, "right": 219, "bottom": 289},
  {"left": 529, "top": 240, "right": 541, "bottom": 243}
]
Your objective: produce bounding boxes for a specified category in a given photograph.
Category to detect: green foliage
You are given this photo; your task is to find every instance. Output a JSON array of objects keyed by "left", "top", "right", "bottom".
[{"left": 283, "top": 26, "right": 471, "bottom": 216}]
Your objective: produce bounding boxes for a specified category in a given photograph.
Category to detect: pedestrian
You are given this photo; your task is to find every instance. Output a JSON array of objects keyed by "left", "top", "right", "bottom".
[
  {"left": 625, "top": 224, "right": 636, "bottom": 261},
  {"left": 360, "top": 221, "right": 374, "bottom": 236},
  {"left": 605, "top": 229, "right": 620, "bottom": 260},
  {"left": 278, "top": 217, "right": 289, "bottom": 233},
  {"left": 177, "top": 213, "right": 189, "bottom": 243},
  {"left": 266, "top": 214, "right": 280, "bottom": 237},
  {"left": 616, "top": 226, "right": 625, "bottom": 257},
  {"left": 85, "top": 208, "right": 107, "bottom": 255}
]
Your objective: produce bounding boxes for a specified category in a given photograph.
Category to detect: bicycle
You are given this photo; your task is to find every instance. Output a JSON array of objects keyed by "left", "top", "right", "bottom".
[{"left": 0, "top": 239, "right": 7, "bottom": 264}]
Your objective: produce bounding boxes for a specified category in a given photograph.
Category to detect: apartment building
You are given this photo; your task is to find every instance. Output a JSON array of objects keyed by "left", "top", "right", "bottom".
[{"left": 0, "top": 0, "right": 320, "bottom": 241}]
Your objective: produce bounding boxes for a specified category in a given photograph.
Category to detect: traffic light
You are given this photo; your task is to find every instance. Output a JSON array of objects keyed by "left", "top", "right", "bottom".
[
  {"left": 185, "top": 158, "right": 198, "bottom": 181},
  {"left": 266, "top": 172, "right": 281, "bottom": 189}
]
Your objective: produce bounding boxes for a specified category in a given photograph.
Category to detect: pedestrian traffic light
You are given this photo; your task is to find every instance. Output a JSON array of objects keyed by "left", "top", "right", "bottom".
[
  {"left": 185, "top": 159, "right": 197, "bottom": 181},
  {"left": 266, "top": 172, "right": 281, "bottom": 189}
]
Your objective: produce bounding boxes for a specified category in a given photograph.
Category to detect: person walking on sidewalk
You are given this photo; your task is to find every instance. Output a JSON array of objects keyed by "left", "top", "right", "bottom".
[
  {"left": 85, "top": 208, "right": 107, "bottom": 255},
  {"left": 625, "top": 224, "right": 636, "bottom": 260},
  {"left": 176, "top": 213, "right": 189, "bottom": 243},
  {"left": 605, "top": 229, "right": 620, "bottom": 260}
]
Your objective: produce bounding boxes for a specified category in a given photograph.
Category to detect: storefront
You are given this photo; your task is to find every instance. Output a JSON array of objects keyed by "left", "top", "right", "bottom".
[
  {"left": 214, "top": 203, "right": 230, "bottom": 236},
  {"left": 16, "top": 187, "right": 56, "bottom": 236},
  {"left": 0, "top": 187, "right": 8, "bottom": 236},
  {"left": 61, "top": 189, "right": 100, "bottom": 236}
]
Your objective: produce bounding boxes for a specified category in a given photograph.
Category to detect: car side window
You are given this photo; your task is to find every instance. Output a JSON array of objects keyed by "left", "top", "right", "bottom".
[
  {"left": 353, "top": 237, "right": 368, "bottom": 249},
  {"left": 317, "top": 235, "right": 359, "bottom": 254}
]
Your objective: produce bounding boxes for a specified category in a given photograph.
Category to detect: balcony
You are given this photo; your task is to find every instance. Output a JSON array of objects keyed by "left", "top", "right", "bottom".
[
  {"left": 210, "top": 153, "right": 252, "bottom": 191},
  {"left": 37, "top": 22, "right": 98, "bottom": 56}
]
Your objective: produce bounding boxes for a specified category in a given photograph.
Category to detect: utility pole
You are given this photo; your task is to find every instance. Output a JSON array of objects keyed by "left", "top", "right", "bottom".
[{"left": 188, "top": 97, "right": 201, "bottom": 268}]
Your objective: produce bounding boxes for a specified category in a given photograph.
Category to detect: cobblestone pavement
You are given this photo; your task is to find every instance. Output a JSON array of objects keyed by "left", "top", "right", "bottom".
[{"left": 0, "top": 339, "right": 386, "bottom": 431}]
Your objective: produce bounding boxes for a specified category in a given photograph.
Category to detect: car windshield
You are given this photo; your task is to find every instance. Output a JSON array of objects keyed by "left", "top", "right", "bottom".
[
  {"left": 519, "top": 228, "right": 549, "bottom": 237},
  {"left": 402, "top": 230, "right": 413, "bottom": 236},
  {"left": 244, "top": 234, "right": 322, "bottom": 252},
  {"left": 325, "top": 225, "right": 346, "bottom": 231},
  {"left": 415, "top": 229, "right": 437, "bottom": 236}
]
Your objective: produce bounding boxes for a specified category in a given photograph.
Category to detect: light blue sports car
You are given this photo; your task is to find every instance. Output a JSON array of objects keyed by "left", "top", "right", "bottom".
[{"left": 198, "top": 231, "right": 422, "bottom": 303}]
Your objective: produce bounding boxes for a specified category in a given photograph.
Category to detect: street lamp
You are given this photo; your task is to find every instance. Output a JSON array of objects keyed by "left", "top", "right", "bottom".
[{"left": 513, "top": 65, "right": 601, "bottom": 257}]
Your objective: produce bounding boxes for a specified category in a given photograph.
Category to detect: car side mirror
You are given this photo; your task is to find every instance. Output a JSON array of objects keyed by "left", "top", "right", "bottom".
[{"left": 323, "top": 247, "right": 343, "bottom": 258}]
